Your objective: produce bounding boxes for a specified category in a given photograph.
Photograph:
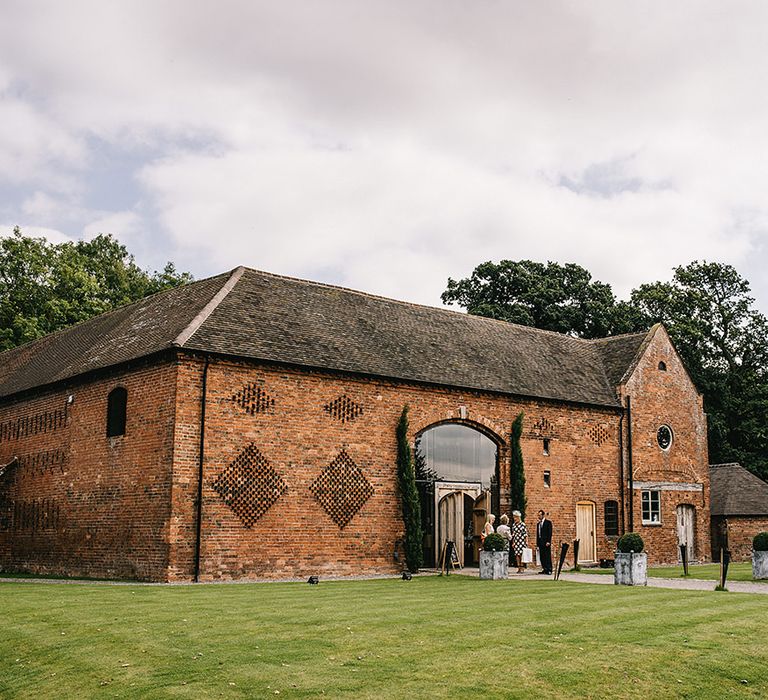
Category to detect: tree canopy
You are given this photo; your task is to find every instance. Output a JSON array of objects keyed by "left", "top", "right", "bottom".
[
  {"left": 444, "top": 259, "right": 768, "bottom": 479},
  {"left": 441, "top": 260, "right": 619, "bottom": 338},
  {"left": 0, "top": 227, "right": 192, "bottom": 351}
]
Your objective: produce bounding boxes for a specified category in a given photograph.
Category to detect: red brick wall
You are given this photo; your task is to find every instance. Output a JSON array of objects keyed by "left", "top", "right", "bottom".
[
  {"left": 0, "top": 361, "right": 176, "bottom": 580},
  {"left": 0, "top": 326, "right": 712, "bottom": 581},
  {"left": 622, "top": 327, "right": 710, "bottom": 564},
  {"left": 170, "top": 354, "right": 632, "bottom": 581},
  {"left": 712, "top": 516, "right": 768, "bottom": 561}
]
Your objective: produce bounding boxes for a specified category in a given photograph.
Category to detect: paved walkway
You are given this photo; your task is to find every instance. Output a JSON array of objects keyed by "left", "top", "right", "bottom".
[
  {"left": 557, "top": 571, "right": 768, "bottom": 594},
  {"left": 454, "top": 567, "right": 768, "bottom": 594}
]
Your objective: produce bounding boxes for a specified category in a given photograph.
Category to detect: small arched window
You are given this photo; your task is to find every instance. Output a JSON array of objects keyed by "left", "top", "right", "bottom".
[
  {"left": 106, "top": 387, "right": 127, "bottom": 437},
  {"left": 658, "top": 361, "right": 667, "bottom": 371}
]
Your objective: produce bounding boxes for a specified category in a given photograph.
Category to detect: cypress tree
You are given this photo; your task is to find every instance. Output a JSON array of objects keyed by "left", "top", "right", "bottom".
[
  {"left": 396, "top": 406, "right": 423, "bottom": 572},
  {"left": 510, "top": 411, "right": 527, "bottom": 520}
]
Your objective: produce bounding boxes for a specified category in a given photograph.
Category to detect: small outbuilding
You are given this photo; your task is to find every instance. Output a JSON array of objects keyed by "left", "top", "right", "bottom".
[{"left": 710, "top": 462, "right": 768, "bottom": 561}]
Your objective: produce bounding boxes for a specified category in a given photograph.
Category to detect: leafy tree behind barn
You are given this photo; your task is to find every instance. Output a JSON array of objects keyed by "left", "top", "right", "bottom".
[
  {"left": 0, "top": 227, "right": 192, "bottom": 351},
  {"left": 444, "top": 259, "right": 768, "bottom": 480}
]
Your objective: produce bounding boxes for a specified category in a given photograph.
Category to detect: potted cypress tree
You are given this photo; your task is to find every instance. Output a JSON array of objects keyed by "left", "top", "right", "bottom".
[
  {"left": 480, "top": 533, "right": 508, "bottom": 580},
  {"left": 752, "top": 532, "right": 768, "bottom": 579},
  {"left": 614, "top": 533, "right": 647, "bottom": 586}
]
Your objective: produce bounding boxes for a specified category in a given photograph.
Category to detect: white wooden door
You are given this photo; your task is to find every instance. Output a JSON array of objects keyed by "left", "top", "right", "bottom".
[
  {"left": 676, "top": 504, "right": 696, "bottom": 562},
  {"left": 576, "top": 502, "right": 596, "bottom": 563},
  {"left": 438, "top": 492, "right": 465, "bottom": 566}
]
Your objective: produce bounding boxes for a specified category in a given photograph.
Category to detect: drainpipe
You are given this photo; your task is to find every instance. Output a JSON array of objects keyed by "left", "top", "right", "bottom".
[
  {"left": 626, "top": 396, "right": 634, "bottom": 532},
  {"left": 194, "top": 356, "right": 210, "bottom": 583},
  {"left": 618, "top": 409, "right": 626, "bottom": 536}
]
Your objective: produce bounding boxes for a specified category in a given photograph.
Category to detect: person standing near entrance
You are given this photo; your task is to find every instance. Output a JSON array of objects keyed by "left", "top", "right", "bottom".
[
  {"left": 511, "top": 510, "right": 528, "bottom": 573},
  {"left": 481, "top": 513, "right": 495, "bottom": 545},
  {"left": 496, "top": 514, "right": 512, "bottom": 552},
  {"left": 536, "top": 510, "right": 553, "bottom": 575}
]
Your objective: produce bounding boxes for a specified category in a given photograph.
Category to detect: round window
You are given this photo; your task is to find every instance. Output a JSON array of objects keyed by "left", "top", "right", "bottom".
[{"left": 657, "top": 425, "right": 673, "bottom": 450}]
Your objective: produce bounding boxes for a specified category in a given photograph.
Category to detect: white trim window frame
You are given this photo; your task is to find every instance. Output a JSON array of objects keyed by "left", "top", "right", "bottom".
[{"left": 641, "top": 490, "right": 661, "bottom": 525}]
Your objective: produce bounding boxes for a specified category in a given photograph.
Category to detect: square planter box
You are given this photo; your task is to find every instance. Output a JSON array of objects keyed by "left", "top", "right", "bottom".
[
  {"left": 479, "top": 550, "right": 509, "bottom": 580},
  {"left": 753, "top": 550, "right": 768, "bottom": 579},
  {"left": 614, "top": 551, "right": 647, "bottom": 586}
]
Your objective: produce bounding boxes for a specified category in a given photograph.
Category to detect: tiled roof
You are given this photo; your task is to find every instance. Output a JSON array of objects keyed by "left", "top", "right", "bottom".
[
  {"left": 0, "top": 266, "right": 651, "bottom": 406},
  {"left": 0, "top": 272, "right": 230, "bottom": 398},
  {"left": 710, "top": 463, "right": 768, "bottom": 516}
]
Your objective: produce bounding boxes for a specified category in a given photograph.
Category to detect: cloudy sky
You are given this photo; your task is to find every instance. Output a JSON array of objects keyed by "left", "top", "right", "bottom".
[{"left": 2, "top": 1, "right": 768, "bottom": 311}]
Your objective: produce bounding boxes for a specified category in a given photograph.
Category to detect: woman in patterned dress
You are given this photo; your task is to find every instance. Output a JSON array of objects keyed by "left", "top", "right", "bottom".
[{"left": 511, "top": 510, "right": 528, "bottom": 573}]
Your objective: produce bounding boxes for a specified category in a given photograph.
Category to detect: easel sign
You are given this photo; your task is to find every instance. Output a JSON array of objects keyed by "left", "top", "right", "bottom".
[{"left": 439, "top": 540, "right": 461, "bottom": 575}]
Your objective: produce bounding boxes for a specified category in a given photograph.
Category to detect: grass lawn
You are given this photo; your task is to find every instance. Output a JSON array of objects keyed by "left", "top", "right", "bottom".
[
  {"left": 579, "top": 562, "right": 758, "bottom": 582},
  {"left": 2, "top": 575, "right": 767, "bottom": 699}
]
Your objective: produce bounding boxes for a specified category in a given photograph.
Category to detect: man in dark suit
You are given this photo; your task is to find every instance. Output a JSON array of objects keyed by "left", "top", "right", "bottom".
[{"left": 536, "top": 510, "right": 553, "bottom": 575}]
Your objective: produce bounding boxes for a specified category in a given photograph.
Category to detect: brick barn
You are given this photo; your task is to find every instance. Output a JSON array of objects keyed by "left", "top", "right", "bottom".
[
  {"left": 710, "top": 462, "right": 768, "bottom": 561},
  {"left": 0, "top": 267, "right": 710, "bottom": 581}
]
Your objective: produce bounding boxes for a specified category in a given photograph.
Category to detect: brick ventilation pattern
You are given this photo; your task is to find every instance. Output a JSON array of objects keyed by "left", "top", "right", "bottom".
[
  {"left": 587, "top": 425, "right": 610, "bottom": 446},
  {"left": 0, "top": 408, "right": 66, "bottom": 443},
  {"left": 212, "top": 444, "right": 287, "bottom": 527},
  {"left": 324, "top": 395, "right": 364, "bottom": 424},
  {"left": 231, "top": 383, "right": 275, "bottom": 415},
  {"left": 16, "top": 449, "right": 67, "bottom": 477},
  {"left": 310, "top": 449, "right": 374, "bottom": 529},
  {"left": 6, "top": 499, "right": 61, "bottom": 531},
  {"left": 530, "top": 417, "right": 555, "bottom": 437}
]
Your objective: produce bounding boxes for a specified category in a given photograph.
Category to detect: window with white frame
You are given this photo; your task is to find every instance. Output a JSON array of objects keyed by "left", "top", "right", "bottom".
[{"left": 641, "top": 490, "right": 661, "bottom": 524}]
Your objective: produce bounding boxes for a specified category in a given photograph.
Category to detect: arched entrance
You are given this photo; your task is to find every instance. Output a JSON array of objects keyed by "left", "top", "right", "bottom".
[{"left": 416, "top": 422, "right": 500, "bottom": 567}]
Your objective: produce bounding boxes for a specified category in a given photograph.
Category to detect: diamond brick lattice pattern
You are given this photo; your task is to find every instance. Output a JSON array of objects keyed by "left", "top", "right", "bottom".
[
  {"left": 324, "top": 395, "right": 363, "bottom": 423},
  {"left": 231, "top": 383, "right": 275, "bottom": 415},
  {"left": 212, "top": 444, "right": 287, "bottom": 527},
  {"left": 587, "top": 425, "right": 610, "bottom": 446},
  {"left": 311, "top": 450, "right": 374, "bottom": 529}
]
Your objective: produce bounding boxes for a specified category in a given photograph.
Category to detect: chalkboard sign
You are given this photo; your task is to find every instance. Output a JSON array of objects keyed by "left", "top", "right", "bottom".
[{"left": 440, "top": 540, "right": 461, "bottom": 574}]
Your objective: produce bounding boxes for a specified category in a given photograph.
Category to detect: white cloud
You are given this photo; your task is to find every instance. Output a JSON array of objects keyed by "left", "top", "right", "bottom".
[{"left": 1, "top": 1, "right": 768, "bottom": 310}]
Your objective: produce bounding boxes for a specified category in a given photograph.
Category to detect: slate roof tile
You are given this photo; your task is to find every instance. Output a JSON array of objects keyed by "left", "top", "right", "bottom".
[{"left": 0, "top": 266, "right": 651, "bottom": 406}]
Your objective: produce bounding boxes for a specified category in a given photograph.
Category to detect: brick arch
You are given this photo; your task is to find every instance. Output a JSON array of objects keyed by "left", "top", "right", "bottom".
[{"left": 411, "top": 413, "right": 508, "bottom": 449}]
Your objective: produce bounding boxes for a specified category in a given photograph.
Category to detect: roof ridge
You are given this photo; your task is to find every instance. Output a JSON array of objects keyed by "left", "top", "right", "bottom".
[
  {"left": 173, "top": 266, "right": 246, "bottom": 347},
  {"left": 239, "top": 267, "right": 601, "bottom": 344},
  {"left": 588, "top": 329, "right": 651, "bottom": 344}
]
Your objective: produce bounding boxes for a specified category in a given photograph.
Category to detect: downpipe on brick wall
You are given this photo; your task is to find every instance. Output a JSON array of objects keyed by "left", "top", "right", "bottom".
[
  {"left": 618, "top": 408, "right": 626, "bottom": 536},
  {"left": 626, "top": 396, "right": 634, "bottom": 532},
  {"left": 194, "top": 355, "right": 210, "bottom": 583}
]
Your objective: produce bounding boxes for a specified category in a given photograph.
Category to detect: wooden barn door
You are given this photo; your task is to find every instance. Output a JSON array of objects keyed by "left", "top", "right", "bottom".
[
  {"left": 438, "top": 492, "right": 465, "bottom": 566},
  {"left": 576, "top": 502, "right": 597, "bottom": 563},
  {"left": 676, "top": 504, "right": 696, "bottom": 562}
]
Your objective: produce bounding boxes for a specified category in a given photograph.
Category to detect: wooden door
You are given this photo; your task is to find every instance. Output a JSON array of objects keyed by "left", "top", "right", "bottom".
[
  {"left": 471, "top": 491, "right": 492, "bottom": 562},
  {"left": 576, "top": 502, "right": 596, "bottom": 563},
  {"left": 438, "top": 492, "right": 465, "bottom": 566},
  {"left": 676, "top": 504, "right": 696, "bottom": 562}
]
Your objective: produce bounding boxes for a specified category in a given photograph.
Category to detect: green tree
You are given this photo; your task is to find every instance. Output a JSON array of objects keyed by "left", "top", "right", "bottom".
[
  {"left": 628, "top": 262, "right": 768, "bottom": 478},
  {"left": 396, "top": 406, "right": 423, "bottom": 572},
  {"left": 510, "top": 412, "right": 527, "bottom": 520},
  {"left": 0, "top": 227, "right": 192, "bottom": 351},
  {"left": 441, "top": 260, "right": 620, "bottom": 338},
  {"left": 445, "top": 258, "right": 768, "bottom": 479}
]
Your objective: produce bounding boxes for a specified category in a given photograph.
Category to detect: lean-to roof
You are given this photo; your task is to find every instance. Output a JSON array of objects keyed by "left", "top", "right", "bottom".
[{"left": 710, "top": 463, "right": 768, "bottom": 516}]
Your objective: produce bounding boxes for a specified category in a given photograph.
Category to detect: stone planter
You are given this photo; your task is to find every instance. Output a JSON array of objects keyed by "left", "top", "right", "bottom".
[
  {"left": 752, "top": 550, "right": 768, "bottom": 579},
  {"left": 614, "top": 551, "right": 647, "bottom": 586},
  {"left": 479, "top": 550, "right": 509, "bottom": 580}
]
